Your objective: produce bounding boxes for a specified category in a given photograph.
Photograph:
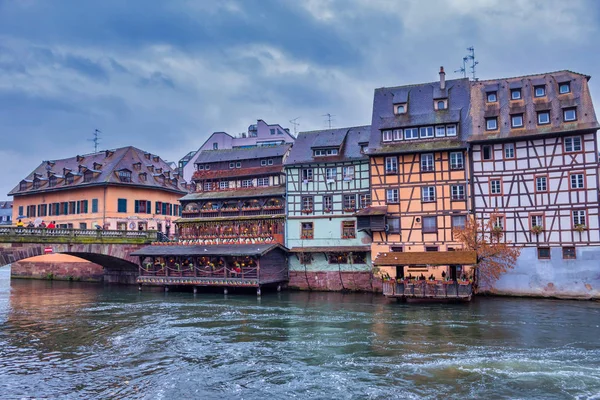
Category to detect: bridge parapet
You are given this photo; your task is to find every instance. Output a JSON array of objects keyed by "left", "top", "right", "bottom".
[{"left": 0, "top": 227, "right": 158, "bottom": 245}]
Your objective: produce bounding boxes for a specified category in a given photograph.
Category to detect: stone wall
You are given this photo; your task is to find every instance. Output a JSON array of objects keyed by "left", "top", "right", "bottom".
[
  {"left": 481, "top": 246, "right": 600, "bottom": 300},
  {"left": 288, "top": 271, "right": 382, "bottom": 292},
  {"left": 11, "top": 254, "right": 104, "bottom": 282}
]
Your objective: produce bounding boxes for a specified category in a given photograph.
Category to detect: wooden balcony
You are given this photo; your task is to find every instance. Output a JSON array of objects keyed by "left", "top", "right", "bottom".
[
  {"left": 382, "top": 280, "right": 472, "bottom": 302},
  {"left": 181, "top": 206, "right": 284, "bottom": 219}
]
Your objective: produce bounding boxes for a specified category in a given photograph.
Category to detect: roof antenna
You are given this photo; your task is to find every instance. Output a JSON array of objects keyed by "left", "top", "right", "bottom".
[
  {"left": 89, "top": 129, "right": 101, "bottom": 153},
  {"left": 322, "top": 113, "right": 334, "bottom": 129},
  {"left": 289, "top": 117, "right": 301, "bottom": 135},
  {"left": 466, "top": 46, "right": 479, "bottom": 80},
  {"left": 454, "top": 56, "right": 468, "bottom": 78}
]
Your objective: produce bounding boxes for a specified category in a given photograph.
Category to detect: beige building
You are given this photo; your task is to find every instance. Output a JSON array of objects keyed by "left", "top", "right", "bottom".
[{"left": 9, "top": 146, "right": 188, "bottom": 237}]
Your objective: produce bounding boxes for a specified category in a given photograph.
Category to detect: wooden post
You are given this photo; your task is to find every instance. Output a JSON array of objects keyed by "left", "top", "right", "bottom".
[
  {"left": 257, "top": 286, "right": 261, "bottom": 297},
  {"left": 224, "top": 288, "right": 228, "bottom": 295},
  {"left": 193, "top": 287, "right": 197, "bottom": 294}
]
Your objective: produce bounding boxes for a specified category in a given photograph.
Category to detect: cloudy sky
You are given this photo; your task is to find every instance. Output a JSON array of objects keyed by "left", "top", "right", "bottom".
[{"left": 1, "top": 0, "right": 599, "bottom": 197}]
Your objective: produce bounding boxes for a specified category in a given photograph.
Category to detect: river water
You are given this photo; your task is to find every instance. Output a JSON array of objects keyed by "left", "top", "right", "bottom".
[{"left": 1, "top": 266, "right": 599, "bottom": 399}]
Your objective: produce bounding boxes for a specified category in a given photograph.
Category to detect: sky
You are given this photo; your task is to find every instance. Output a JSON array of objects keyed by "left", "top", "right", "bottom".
[{"left": 1, "top": 0, "right": 599, "bottom": 197}]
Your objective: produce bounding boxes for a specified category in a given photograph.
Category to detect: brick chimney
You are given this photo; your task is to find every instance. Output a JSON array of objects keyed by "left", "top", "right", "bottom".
[{"left": 439, "top": 66, "right": 446, "bottom": 90}]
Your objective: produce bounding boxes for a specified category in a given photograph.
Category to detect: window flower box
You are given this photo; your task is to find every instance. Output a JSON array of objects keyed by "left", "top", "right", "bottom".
[
  {"left": 343, "top": 208, "right": 355, "bottom": 213},
  {"left": 242, "top": 206, "right": 261, "bottom": 211},
  {"left": 530, "top": 225, "right": 544, "bottom": 235},
  {"left": 324, "top": 208, "right": 332, "bottom": 213},
  {"left": 574, "top": 224, "right": 588, "bottom": 233},
  {"left": 301, "top": 209, "right": 313, "bottom": 214},
  {"left": 300, "top": 235, "right": 313, "bottom": 240}
]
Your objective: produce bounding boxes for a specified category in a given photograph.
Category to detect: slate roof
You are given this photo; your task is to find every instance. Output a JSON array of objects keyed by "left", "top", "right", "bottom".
[
  {"left": 9, "top": 147, "right": 188, "bottom": 196},
  {"left": 355, "top": 206, "right": 387, "bottom": 216},
  {"left": 180, "top": 186, "right": 285, "bottom": 202},
  {"left": 373, "top": 251, "right": 477, "bottom": 266},
  {"left": 289, "top": 246, "right": 370, "bottom": 253},
  {"left": 368, "top": 77, "right": 471, "bottom": 155},
  {"left": 195, "top": 144, "right": 292, "bottom": 164},
  {"left": 284, "top": 125, "right": 371, "bottom": 166},
  {"left": 0, "top": 201, "right": 12, "bottom": 209},
  {"left": 130, "top": 243, "right": 287, "bottom": 257},
  {"left": 469, "top": 70, "right": 599, "bottom": 141},
  {"left": 192, "top": 165, "right": 283, "bottom": 181}
]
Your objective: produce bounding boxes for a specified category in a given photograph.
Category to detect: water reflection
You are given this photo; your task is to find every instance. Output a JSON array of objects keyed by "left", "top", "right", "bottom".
[{"left": 1, "top": 266, "right": 599, "bottom": 399}]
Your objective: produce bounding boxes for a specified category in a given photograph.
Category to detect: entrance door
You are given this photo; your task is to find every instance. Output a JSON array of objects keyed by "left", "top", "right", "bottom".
[
  {"left": 117, "top": 222, "right": 127, "bottom": 231},
  {"left": 138, "top": 222, "right": 147, "bottom": 231},
  {"left": 395, "top": 266, "right": 404, "bottom": 279}
]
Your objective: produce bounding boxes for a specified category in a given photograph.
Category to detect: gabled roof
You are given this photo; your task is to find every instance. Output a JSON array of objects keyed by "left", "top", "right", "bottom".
[
  {"left": 9, "top": 146, "right": 189, "bottom": 196},
  {"left": 284, "top": 125, "right": 370, "bottom": 166},
  {"left": 195, "top": 144, "right": 292, "bottom": 164}
]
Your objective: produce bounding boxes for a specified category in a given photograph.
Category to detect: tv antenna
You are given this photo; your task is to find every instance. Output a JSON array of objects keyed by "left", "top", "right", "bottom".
[
  {"left": 322, "top": 113, "right": 334, "bottom": 129},
  {"left": 89, "top": 129, "right": 101, "bottom": 152},
  {"left": 289, "top": 117, "right": 301, "bottom": 135},
  {"left": 466, "top": 46, "right": 479, "bottom": 80},
  {"left": 454, "top": 56, "right": 468, "bottom": 78}
]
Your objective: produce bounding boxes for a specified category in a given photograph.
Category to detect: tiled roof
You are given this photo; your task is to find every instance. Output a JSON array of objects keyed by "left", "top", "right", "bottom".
[
  {"left": 131, "top": 243, "right": 287, "bottom": 257},
  {"left": 192, "top": 165, "right": 283, "bottom": 181},
  {"left": 469, "top": 70, "right": 599, "bottom": 140},
  {"left": 289, "top": 246, "right": 370, "bottom": 253},
  {"left": 284, "top": 125, "right": 370, "bottom": 166},
  {"left": 373, "top": 251, "right": 477, "bottom": 266},
  {"left": 0, "top": 201, "right": 12, "bottom": 209},
  {"left": 195, "top": 144, "right": 292, "bottom": 164},
  {"left": 369, "top": 77, "right": 471, "bottom": 155},
  {"left": 180, "top": 186, "right": 285, "bottom": 201},
  {"left": 9, "top": 147, "right": 189, "bottom": 196},
  {"left": 366, "top": 139, "right": 465, "bottom": 155},
  {"left": 355, "top": 206, "right": 387, "bottom": 216}
]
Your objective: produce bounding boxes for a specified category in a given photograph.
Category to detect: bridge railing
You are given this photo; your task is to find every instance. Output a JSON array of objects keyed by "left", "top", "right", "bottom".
[{"left": 0, "top": 226, "right": 158, "bottom": 242}]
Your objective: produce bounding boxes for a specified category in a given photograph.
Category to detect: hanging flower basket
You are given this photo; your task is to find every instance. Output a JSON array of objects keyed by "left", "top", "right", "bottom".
[
  {"left": 574, "top": 224, "right": 588, "bottom": 233},
  {"left": 530, "top": 225, "right": 544, "bottom": 235}
]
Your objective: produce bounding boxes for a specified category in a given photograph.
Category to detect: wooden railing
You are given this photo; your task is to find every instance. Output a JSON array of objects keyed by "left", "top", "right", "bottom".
[
  {"left": 181, "top": 206, "right": 285, "bottom": 219},
  {"left": 0, "top": 226, "right": 159, "bottom": 244},
  {"left": 140, "top": 264, "right": 258, "bottom": 279},
  {"left": 383, "top": 280, "right": 472, "bottom": 299}
]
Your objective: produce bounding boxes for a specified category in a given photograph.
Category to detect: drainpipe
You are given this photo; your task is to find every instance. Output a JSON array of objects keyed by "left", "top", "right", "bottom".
[{"left": 102, "top": 186, "right": 107, "bottom": 229}]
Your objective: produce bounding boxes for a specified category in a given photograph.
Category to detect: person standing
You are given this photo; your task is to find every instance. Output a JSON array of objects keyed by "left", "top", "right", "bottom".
[
  {"left": 16, "top": 219, "right": 24, "bottom": 228},
  {"left": 47, "top": 221, "right": 56, "bottom": 229}
]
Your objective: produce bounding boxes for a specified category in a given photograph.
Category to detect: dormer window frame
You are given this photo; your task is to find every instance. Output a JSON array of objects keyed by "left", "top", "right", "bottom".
[
  {"left": 511, "top": 88, "right": 522, "bottom": 100},
  {"left": 65, "top": 173, "right": 74, "bottom": 185},
  {"left": 19, "top": 181, "right": 28, "bottom": 191},
  {"left": 434, "top": 98, "right": 448, "bottom": 111},
  {"left": 394, "top": 103, "right": 407, "bottom": 115},
  {"left": 486, "top": 91, "right": 497, "bottom": 103},
  {"left": 382, "top": 130, "right": 393, "bottom": 142},
  {"left": 48, "top": 175, "right": 57, "bottom": 187},
  {"left": 118, "top": 169, "right": 132, "bottom": 183},
  {"left": 559, "top": 82, "right": 571, "bottom": 94},
  {"left": 534, "top": 85, "right": 546, "bottom": 98},
  {"left": 392, "top": 129, "right": 403, "bottom": 141},
  {"left": 313, "top": 148, "right": 339, "bottom": 157}
]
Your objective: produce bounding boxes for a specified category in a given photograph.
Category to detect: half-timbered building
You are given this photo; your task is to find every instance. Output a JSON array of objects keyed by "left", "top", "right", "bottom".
[
  {"left": 364, "top": 68, "right": 474, "bottom": 281},
  {"left": 469, "top": 70, "right": 600, "bottom": 297},
  {"left": 284, "top": 126, "right": 373, "bottom": 291}
]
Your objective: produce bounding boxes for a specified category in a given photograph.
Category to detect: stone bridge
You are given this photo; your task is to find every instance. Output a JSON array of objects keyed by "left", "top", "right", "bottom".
[{"left": 0, "top": 227, "right": 161, "bottom": 284}]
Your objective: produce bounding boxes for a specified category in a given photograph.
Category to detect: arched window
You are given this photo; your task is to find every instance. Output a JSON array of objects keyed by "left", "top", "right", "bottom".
[{"left": 437, "top": 100, "right": 445, "bottom": 110}]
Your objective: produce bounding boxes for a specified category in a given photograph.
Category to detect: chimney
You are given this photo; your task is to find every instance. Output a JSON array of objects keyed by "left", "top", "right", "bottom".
[{"left": 439, "top": 66, "right": 446, "bottom": 90}]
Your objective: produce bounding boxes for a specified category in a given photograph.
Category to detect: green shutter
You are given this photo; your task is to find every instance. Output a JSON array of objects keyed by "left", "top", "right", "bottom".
[
  {"left": 18, "top": 206, "right": 23, "bottom": 216},
  {"left": 146, "top": 201, "right": 151, "bottom": 214},
  {"left": 76, "top": 201, "right": 80, "bottom": 214},
  {"left": 134, "top": 200, "right": 139, "bottom": 213},
  {"left": 156, "top": 202, "right": 161, "bottom": 214},
  {"left": 162, "top": 203, "right": 167, "bottom": 215},
  {"left": 92, "top": 199, "right": 98, "bottom": 213},
  {"left": 169, "top": 203, "right": 173, "bottom": 216},
  {"left": 118, "top": 199, "right": 127, "bottom": 213},
  {"left": 63, "top": 202, "right": 68, "bottom": 215},
  {"left": 82, "top": 200, "right": 88, "bottom": 213}
]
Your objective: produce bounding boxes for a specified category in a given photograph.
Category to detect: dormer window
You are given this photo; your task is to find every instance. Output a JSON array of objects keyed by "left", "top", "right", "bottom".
[
  {"left": 563, "top": 108, "right": 577, "bottom": 122},
  {"left": 435, "top": 99, "right": 448, "bottom": 110},
  {"left": 534, "top": 85, "right": 546, "bottom": 97},
  {"left": 314, "top": 148, "right": 339, "bottom": 156},
  {"left": 559, "top": 82, "right": 571, "bottom": 94},
  {"left": 48, "top": 176, "right": 57, "bottom": 187},
  {"left": 19, "top": 181, "right": 28, "bottom": 191},
  {"left": 486, "top": 91, "right": 497, "bottom": 102},
  {"left": 395, "top": 103, "right": 407, "bottom": 114},
  {"left": 118, "top": 170, "right": 132, "bottom": 183},
  {"left": 511, "top": 89, "right": 522, "bottom": 100},
  {"left": 65, "top": 174, "right": 74, "bottom": 185},
  {"left": 33, "top": 180, "right": 40, "bottom": 190},
  {"left": 382, "top": 130, "right": 393, "bottom": 142},
  {"left": 511, "top": 114, "right": 524, "bottom": 128},
  {"left": 198, "top": 165, "right": 205, "bottom": 171}
]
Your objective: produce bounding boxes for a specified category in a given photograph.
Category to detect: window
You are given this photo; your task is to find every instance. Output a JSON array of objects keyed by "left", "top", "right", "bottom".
[
  {"left": 352, "top": 252, "right": 366, "bottom": 264},
  {"left": 563, "top": 108, "right": 577, "bottom": 122},
  {"left": 421, "top": 154, "right": 434, "bottom": 172},
  {"left": 219, "top": 181, "right": 229, "bottom": 189},
  {"left": 83, "top": 170, "right": 93, "bottom": 183},
  {"left": 205, "top": 165, "right": 210, "bottom": 170},
  {"left": 504, "top": 143, "right": 515, "bottom": 159},
  {"left": 325, "top": 167, "right": 337, "bottom": 181},
  {"left": 564, "top": 136, "right": 582, "bottom": 152},
  {"left": 419, "top": 126, "right": 434, "bottom": 138},
  {"left": 534, "top": 85, "right": 546, "bottom": 97},
  {"left": 482, "top": 145, "right": 493, "bottom": 160},
  {"left": 451, "top": 185, "right": 465, "bottom": 200},
  {"left": 386, "top": 189, "right": 399, "bottom": 203},
  {"left": 452, "top": 215, "right": 467, "bottom": 229},
  {"left": 425, "top": 246, "right": 439, "bottom": 252},
  {"left": 573, "top": 210, "right": 586, "bottom": 226},
  {"left": 387, "top": 217, "right": 400, "bottom": 233},
  {"left": 385, "top": 157, "right": 397, "bottom": 174},
  {"left": 436, "top": 100, "right": 445, "bottom": 110},
  {"left": 395, "top": 103, "right": 406, "bottom": 114},
  {"left": 117, "top": 198, "right": 127, "bottom": 213},
  {"left": 270, "top": 128, "right": 275, "bottom": 135},
  {"left": 241, "top": 179, "right": 253, "bottom": 188},
  {"left": 118, "top": 170, "right": 132, "bottom": 183},
  {"left": 343, "top": 166, "right": 355, "bottom": 180},
  {"left": 343, "top": 195, "right": 356, "bottom": 211},
  {"left": 197, "top": 165, "right": 205, "bottom": 171},
  {"left": 300, "top": 222, "right": 314, "bottom": 239},
  {"left": 570, "top": 173, "right": 584, "bottom": 189},
  {"left": 486, "top": 117, "right": 498, "bottom": 131},
  {"left": 562, "top": 247, "right": 576, "bottom": 259},
  {"left": 134, "top": 200, "right": 149, "bottom": 214},
  {"left": 257, "top": 177, "right": 269, "bottom": 187},
  {"left": 393, "top": 129, "right": 403, "bottom": 141},
  {"left": 38, "top": 204, "right": 47, "bottom": 217},
  {"left": 511, "top": 114, "right": 524, "bottom": 128},
  {"left": 323, "top": 196, "right": 333, "bottom": 211},
  {"left": 48, "top": 176, "right": 57, "bottom": 187},
  {"left": 538, "top": 247, "right": 551, "bottom": 260},
  {"left": 261, "top": 160, "right": 267, "bottom": 166},
  {"left": 27, "top": 205, "right": 36, "bottom": 218},
  {"left": 422, "top": 216, "right": 437, "bottom": 233},
  {"left": 328, "top": 253, "right": 349, "bottom": 264},
  {"left": 435, "top": 126, "right": 446, "bottom": 137},
  {"left": 450, "top": 152, "right": 464, "bottom": 170},
  {"left": 236, "top": 162, "right": 241, "bottom": 168},
  {"left": 33, "top": 180, "right": 40, "bottom": 190},
  {"left": 61, "top": 202, "right": 68, "bottom": 215},
  {"left": 342, "top": 221, "right": 356, "bottom": 239},
  {"left": 155, "top": 201, "right": 162, "bottom": 214},
  {"left": 487, "top": 91, "right": 497, "bottom": 102},
  {"left": 213, "top": 143, "right": 218, "bottom": 150},
  {"left": 299, "top": 253, "right": 312, "bottom": 264},
  {"left": 493, "top": 215, "right": 504, "bottom": 229},
  {"left": 19, "top": 182, "right": 27, "bottom": 191},
  {"left": 68, "top": 201, "right": 76, "bottom": 214},
  {"left": 18, "top": 206, "right": 23, "bottom": 217},
  {"left": 302, "top": 169, "right": 313, "bottom": 182},
  {"left": 382, "top": 130, "right": 393, "bottom": 142},
  {"left": 92, "top": 199, "right": 98, "bottom": 213},
  {"left": 531, "top": 214, "right": 544, "bottom": 229},
  {"left": 404, "top": 128, "right": 418, "bottom": 140},
  {"left": 422, "top": 186, "right": 436, "bottom": 202},
  {"left": 229, "top": 162, "right": 235, "bottom": 169},
  {"left": 204, "top": 182, "right": 214, "bottom": 191},
  {"left": 490, "top": 179, "right": 502, "bottom": 195},
  {"left": 314, "top": 148, "right": 339, "bottom": 156},
  {"left": 446, "top": 125, "right": 457, "bottom": 136},
  {"left": 536, "top": 176, "right": 548, "bottom": 192},
  {"left": 559, "top": 82, "right": 571, "bottom": 94},
  {"left": 359, "top": 194, "right": 371, "bottom": 209},
  {"left": 268, "top": 159, "right": 273, "bottom": 165},
  {"left": 301, "top": 196, "right": 314, "bottom": 212},
  {"left": 511, "top": 89, "right": 521, "bottom": 100},
  {"left": 537, "top": 111, "right": 550, "bottom": 125}
]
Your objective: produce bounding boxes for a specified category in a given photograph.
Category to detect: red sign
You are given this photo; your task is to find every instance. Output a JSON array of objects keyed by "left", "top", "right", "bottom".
[{"left": 44, "top": 247, "right": 53, "bottom": 254}]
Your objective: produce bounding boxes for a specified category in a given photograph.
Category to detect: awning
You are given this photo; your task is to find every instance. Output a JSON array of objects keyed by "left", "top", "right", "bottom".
[
  {"left": 131, "top": 243, "right": 287, "bottom": 257},
  {"left": 374, "top": 251, "right": 477, "bottom": 266},
  {"left": 355, "top": 206, "right": 387, "bottom": 216},
  {"left": 289, "top": 246, "right": 370, "bottom": 253}
]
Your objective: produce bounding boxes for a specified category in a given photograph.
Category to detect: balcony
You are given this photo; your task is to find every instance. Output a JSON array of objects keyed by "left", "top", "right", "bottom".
[
  {"left": 181, "top": 206, "right": 284, "bottom": 219},
  {"left": 382, "top": 280, "right": 472, "bottom": 302}
]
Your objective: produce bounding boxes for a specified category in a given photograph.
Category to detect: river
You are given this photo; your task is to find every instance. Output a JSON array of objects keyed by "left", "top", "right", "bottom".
[{"left": 1, "top": 266, "right": 599, "bottom": 399}]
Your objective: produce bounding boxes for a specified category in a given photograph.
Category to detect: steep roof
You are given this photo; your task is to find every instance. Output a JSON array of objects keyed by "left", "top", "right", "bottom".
[
  {"left": 284, "top": 125, "right": 371, "bottom": 166},
  {"left": 368, "top": 77, "right": 471, "bottom": 155},
  {"left": 9, "top": 146, "right": 188, "bottom": 196},
  {"left": 195, "top": 144, "right": 292, "bottom": 164}
]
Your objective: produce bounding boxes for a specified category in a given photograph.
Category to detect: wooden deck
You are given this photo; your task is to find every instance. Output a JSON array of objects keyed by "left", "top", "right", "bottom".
[{"left": 382, "top": 281, "right": 473, "bottom": 302}]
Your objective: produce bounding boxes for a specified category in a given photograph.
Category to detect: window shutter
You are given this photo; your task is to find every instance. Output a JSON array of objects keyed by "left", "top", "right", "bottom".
[
  {"left": 83, "top": 200, "right": 88, "bottom": 213},
  {"left": 169, "top": 204, "right": 173, "bottom": 216},
  {"left": 156, "top": 202, "right": 161, "bottom": 214},
  {"left": 134, "top": 200, "right": 139, "bottom": 213},
  {"left": 146, "top": 201, "right": 151, "bottom": 214},
  {"left": 76, "top": 201, "right": 80, "bottom": 214},
  {"left": 63, "top": 202, "right": 68, "bottom": 215}
]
